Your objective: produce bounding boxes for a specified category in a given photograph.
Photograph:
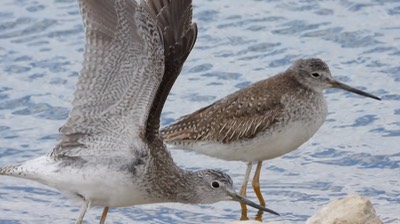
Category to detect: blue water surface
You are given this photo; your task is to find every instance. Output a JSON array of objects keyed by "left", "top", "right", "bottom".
[{"left": 0, "top": 0, "right": 399, "bottom": 223}]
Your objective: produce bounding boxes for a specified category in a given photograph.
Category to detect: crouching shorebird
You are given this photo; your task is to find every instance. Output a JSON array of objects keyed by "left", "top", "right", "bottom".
[
  {"left": 161, "top": 58, "right": 381, "bottom": 220},
  {"left": 0, "top": 0, "right": 280, "bottom": 223}
]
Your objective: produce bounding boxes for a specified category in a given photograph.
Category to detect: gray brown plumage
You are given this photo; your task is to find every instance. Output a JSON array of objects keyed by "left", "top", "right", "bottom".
[
  {"left": 161, "top": 58, "right": 380, "bottom": 220},
  {"left": 161, "top": 58, "right": 380, "bottom": 160},
  {"left": 0, "top": 0, "right": 279, "bottom": 223},
  {"left": 142, "top": 0, "right": 198, "bottom": 135},
  {"left": 161, "top": 74, "right": 295, "bottom": 144}
]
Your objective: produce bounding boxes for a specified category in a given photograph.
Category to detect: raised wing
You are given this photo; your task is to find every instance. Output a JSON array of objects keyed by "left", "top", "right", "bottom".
[
  {"left": 54, "top": 0, "right": 164, "bottom": 157},
  {"left": 141, "top": 0, "right": 198, "bottom": 139},
  {"left": 161, "top": 78, "right": 286, "bottom": 144}
]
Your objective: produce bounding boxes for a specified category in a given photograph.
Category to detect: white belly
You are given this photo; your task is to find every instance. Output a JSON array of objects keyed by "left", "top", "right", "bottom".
[
  {"left": 12, "top": 156, "right": 153, "bottom": 207},
  {"left": 180, "top": 118, "right": 325, "bottom": 162}
]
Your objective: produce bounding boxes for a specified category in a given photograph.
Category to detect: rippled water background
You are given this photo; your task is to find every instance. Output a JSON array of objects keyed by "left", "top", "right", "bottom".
[{"left": 0, "top": 0, "right": 399, "bottom": 223}]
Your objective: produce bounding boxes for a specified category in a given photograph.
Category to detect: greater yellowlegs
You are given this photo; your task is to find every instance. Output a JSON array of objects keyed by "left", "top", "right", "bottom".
[
  {"left": 0, "top": 0, "right": 279, "bottom": 223},
  {"left": 161, "top": 58, "right": 381, "bottom": 220}
]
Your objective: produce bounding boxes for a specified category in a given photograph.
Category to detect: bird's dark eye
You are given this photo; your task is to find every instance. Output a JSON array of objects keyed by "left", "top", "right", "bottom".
[
  {"left": 311, "top": 72, "right": 321, "bottom": 78},
  {"left": 211, "top": 181, "right": 220, "bottom": 188}
]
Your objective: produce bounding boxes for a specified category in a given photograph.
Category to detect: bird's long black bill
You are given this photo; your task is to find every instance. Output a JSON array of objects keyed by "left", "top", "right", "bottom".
[
  {"left": 330, "top": 80, "right": 381, "bottom": 100},
  {"left": 229, "top": 191, "right": 280, "bottom": 216}
]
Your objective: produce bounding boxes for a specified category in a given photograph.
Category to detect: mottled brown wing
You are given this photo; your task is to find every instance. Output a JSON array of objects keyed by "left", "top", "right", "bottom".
[
  {"left": 141, "top": 0, "right": 198, "bottom": 138},
  {"left": 161, "top": 78, "right": 286, "bottom": 144}
]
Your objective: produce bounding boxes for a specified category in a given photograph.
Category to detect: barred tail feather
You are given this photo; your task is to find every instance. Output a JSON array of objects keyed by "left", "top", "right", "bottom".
[{"left": 0, "top": 164, "right": 23, "bottom": 176}]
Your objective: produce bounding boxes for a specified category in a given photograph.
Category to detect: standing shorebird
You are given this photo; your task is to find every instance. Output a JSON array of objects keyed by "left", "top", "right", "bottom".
[
  {"left": 0, "top": 0, "right": 279, "bottom": 223},
  {"left": 161, "top": 58, "right": 381, "bottom": 220}
]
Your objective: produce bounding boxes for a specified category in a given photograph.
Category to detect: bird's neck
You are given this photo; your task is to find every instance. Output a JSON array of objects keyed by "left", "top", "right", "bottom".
[{"left": 145, "top": 138, "right": 203, "bottom": 204}]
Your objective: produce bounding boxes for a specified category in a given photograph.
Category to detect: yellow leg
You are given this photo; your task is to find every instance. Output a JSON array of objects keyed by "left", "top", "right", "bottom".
[
  {"left": 239, "top": 161, "right": 253, "bottom": 220},
  {"left": 99, "top": 207, "right": 109, "bottom": 224},
  {"left": 252, "top": 161, "right": 265, "bottom": 221}
]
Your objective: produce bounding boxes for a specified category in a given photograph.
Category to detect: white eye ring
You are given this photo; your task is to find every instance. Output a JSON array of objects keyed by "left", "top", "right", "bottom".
[{"left": 211, "top": 181, "right": 220, "bottom": 188}]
